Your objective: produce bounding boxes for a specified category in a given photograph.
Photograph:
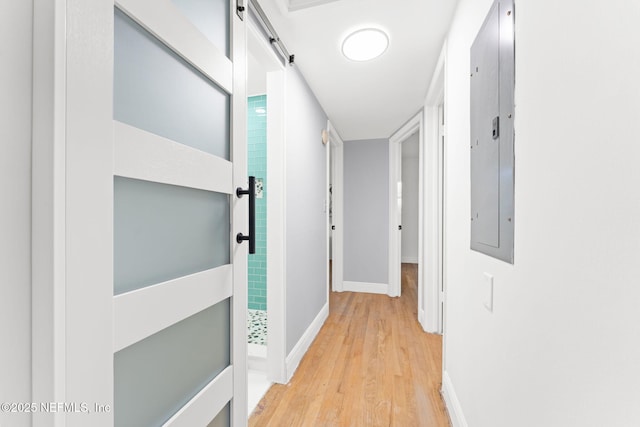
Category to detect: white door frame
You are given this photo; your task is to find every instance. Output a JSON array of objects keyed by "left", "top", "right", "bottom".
[
  {"left": 328, "top": 122, "right": 344, "bottom": 292},
  {"left": 32, "top": 1, "right": 249, "bottom": 425},
  {"left": 325, "top": 125, "right": 331, "bottom": 310},
  {"left": 389, "top": 112, "right": 423, "bottom": 299},
  {"left": 247, "top": 18, "right": 289, "bottom": 385},
  {"left": 389, "top": 44, "right": 446, "bottom": 334},
  {"left": 32, "top": 1, "right": 69, "bottom": 424},
  {"left": 423, "top": 44, "right": 446, "bottom": 334},
  {"left": 33, "top": 2, "right": 114, "bottom": 425}
]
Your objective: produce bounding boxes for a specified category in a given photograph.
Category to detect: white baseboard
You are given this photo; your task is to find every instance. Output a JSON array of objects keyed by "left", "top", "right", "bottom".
[
  {"left": 418, "top": 308, "right": 425, "bottom": 328},
  {"left": 442, "top": 370, "right": 468, "bottom": 427},
  {"left": 401, "top": 256, "right": 419, "bottom": 264},
  {"left": 343, "top": 281, "right": 389, "bottom": 295},
  {"left": 285, "top": 302, "right": 329, "bottom": 382}
]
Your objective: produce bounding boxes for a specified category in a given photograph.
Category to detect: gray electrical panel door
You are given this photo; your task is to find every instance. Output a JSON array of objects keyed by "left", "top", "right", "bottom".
[{"left": 470, "top": 0, "right": 514, "bottom": 263}]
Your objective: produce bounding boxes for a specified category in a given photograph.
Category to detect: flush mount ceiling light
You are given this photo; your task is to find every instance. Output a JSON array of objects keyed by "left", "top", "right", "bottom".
[{"left": 342, "top": 28, "right": 389, "bottom": 61}]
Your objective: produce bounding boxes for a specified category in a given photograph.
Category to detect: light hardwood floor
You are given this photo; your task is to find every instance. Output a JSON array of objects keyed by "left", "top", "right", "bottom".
[{"left": 249, "top": 264, "right": 450, "bottom": 427}]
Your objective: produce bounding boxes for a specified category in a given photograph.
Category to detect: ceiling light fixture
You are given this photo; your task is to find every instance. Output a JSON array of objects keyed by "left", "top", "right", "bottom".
[{"left": 342, "top": 28, "right": 389, "bottom": 61}]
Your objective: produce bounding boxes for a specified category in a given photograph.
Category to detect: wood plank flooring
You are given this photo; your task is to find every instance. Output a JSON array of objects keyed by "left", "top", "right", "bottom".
[{"left": 249, "top": 264, "right": 450, "bottom": 427}]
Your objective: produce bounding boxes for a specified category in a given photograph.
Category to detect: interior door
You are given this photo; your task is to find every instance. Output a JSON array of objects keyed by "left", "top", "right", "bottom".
[
  {"left": 112, "top": 1, "right": 247, "bottom": 425},
  {"left": 61, "top": 0, "right": 247, "bottom": 426},
  {"left": 329, "top": 125, "right": 344, "bottom": 292}
]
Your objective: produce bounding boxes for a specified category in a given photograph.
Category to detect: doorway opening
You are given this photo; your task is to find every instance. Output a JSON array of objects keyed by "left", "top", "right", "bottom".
[
  {"left": 246, "top": 17, "right": 287, "bottom": 414},
  {"left": 389, "top": 113, "right": 423, "bottom": 300},
  {"left": 401, "top": 133, "right": 420, "bottom": 268},
  {"left": 246, "top": 92, "right": 267, "bottom": 359}
]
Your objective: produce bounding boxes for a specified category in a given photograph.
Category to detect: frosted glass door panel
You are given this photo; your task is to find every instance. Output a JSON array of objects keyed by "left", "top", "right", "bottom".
[
  {"left": 114, "top": 8, "right": 230, "bottom": 159},
  {"left": 172, "top": 0, "right": 230, "bottom": 57},
  {"left": 114, "top": 300, "right": 230, "bottom": 427},
  {"left": 207, "top": 403, "right": 230, "bottom": 427},
  {"left": 114, "top": 177, "right": 230, "bottom": 295}
]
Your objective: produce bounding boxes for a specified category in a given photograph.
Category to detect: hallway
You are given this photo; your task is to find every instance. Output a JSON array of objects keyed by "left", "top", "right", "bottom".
[{"left": 249, "top": 264, "right": 448, "bottom": 426}]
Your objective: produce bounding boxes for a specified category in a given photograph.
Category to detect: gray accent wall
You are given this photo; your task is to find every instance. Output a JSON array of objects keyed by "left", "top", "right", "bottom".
[
  {"left": 0, "top": 2, "right": 32, "bottom": 426},
  {"left": 285, "top": 67, "right": 328, "bottom": 355},
  {"left": 343, "top": 139, "right": 389, "bottom": 284}
]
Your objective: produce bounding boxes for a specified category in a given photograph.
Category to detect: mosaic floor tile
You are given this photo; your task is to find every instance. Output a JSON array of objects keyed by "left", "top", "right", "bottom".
[{"left": 248, "top": 309, "right": 267, "bottom": 345}]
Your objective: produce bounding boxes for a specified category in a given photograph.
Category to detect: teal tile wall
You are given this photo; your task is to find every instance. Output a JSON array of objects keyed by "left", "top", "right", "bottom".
[{"left": 248, "top": 95, "right": 267, "bottom": 311}]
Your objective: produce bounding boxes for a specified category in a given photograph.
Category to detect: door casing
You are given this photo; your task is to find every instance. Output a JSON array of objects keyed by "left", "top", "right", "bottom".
[
  {"left": 423, "top": 43, "right": 446, "bottom": 335},
  {"left": 389, "top": 112, "right": 423, "bottom": 299},
  {"left": 247, "top": 17, "right": 288, "bottom": 385}
]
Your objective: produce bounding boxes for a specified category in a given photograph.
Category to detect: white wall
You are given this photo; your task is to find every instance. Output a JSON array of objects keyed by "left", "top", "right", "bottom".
[
  {"left": 285, "top": 67, "right": 328, "bottom": 354},
  {"left": 343, "top": 139, "right": 389, "bottom": 285},
  {"left": 401, "top": 133, "right": 419, "bottom": 263},
  {"left": 0, "top": 2, "right": 33, "bottom": 426},
  {"left": 247, "top": 50, "right": 267, "bottom": 96},
  {"left": 442, "top": 1, "right": 640, "bottom": 426}
]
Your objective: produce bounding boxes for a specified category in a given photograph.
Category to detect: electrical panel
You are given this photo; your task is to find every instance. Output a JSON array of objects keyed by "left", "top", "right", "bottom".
[{"left": 470, "top": 0, "right": 515, "bottom": 263}]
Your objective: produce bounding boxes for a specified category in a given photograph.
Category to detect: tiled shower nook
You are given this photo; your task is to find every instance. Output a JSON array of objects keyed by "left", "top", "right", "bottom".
[{"left": 247, "top": 95, "right": 267, "bottom": 346}]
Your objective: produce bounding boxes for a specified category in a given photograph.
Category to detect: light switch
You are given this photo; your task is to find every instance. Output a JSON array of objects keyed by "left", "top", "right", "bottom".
[{"left": 483, "top": 273, "right": 493, "bottom": 312}]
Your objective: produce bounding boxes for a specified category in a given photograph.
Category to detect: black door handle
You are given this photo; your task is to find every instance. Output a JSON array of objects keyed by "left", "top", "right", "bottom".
[
  {"left": 331, "top": 225, "right": 335, "bottom": 230},
  {"left": 236, "top": 176, "right": 255, "bottom": 254}
]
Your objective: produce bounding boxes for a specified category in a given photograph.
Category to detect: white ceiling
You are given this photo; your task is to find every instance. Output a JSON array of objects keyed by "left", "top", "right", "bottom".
[{"left": 256, "top": 0, "right": 459, "bottom": 141}]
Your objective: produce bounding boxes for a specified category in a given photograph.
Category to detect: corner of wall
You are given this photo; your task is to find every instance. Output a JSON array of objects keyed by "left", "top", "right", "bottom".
[{"left": 442, "top": 371, "right": 469, "bottom": 427}]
